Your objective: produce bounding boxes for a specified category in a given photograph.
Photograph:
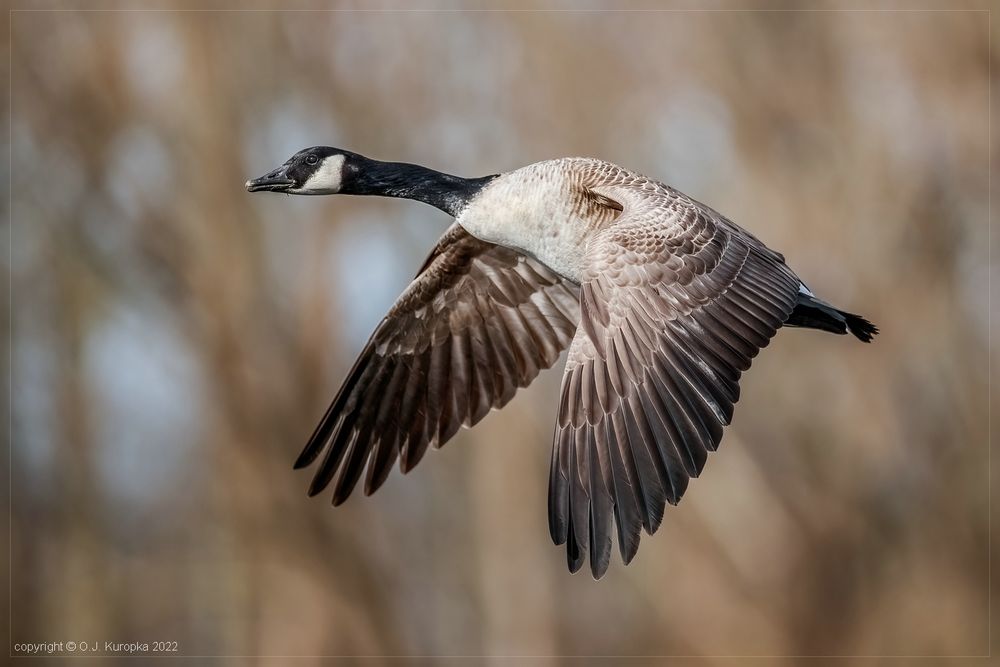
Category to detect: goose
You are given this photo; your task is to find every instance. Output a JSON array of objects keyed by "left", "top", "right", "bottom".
[{"left": 246, "top": 147, "right": 878, "bottom": 578}]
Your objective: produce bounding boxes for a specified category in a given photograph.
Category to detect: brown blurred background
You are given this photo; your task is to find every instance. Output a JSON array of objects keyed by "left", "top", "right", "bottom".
[{"left": 6, "top": 2, "right": 994, "bottom": 662}]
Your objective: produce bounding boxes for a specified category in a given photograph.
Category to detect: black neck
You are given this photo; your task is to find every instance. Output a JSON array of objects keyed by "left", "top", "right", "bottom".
[{"left": 340, "top": 157, "right": 496, "bottom": 217}]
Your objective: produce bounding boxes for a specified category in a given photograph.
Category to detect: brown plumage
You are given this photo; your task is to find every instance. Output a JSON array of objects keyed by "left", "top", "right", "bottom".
[
  {"left": 247, "top": 148, "right": 877, "bottom": 578},
  {"left": 550, "top": 203, "right": 801, "bottom": 577},
  {"left": 294, "top": 223, "right": 580, "bottom": 504}
]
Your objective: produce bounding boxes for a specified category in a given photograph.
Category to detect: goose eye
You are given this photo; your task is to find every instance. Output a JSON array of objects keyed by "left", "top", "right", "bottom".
[{"left": 306, "top": 155, "right": 319, "bottom": 165}]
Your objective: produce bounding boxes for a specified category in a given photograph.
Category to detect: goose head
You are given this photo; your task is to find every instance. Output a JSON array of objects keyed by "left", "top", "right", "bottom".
[
  {"left": 247, "top": 146, "right": 497, "bottom": 216},
  {"left": 246, "top": 146, "right": 350, "bottom": 195}
]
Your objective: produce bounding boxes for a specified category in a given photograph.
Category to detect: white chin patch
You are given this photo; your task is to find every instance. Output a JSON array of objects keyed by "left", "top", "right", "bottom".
[{"left": 290, "top": 154, "right": 345, "bottom": 194}]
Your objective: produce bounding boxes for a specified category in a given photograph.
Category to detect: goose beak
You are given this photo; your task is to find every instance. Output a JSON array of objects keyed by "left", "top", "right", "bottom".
[{"left": 246, "top": 166, "right": 295, "bottom": 193}]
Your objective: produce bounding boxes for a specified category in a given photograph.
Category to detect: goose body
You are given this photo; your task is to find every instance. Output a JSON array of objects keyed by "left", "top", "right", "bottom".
[
  {"left": 247, "top": 147, "right": 877, "bottom": 578},
  {"left": 456, "top": 158, "right": 619, "bottom": 280}
]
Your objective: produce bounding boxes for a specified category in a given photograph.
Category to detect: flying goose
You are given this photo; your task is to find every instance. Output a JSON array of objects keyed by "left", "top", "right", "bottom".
[{"left": 247, "top": 147, "right": 877, "bottom": 578}]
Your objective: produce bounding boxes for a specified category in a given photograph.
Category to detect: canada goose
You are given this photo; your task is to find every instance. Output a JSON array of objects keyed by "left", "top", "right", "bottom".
[{"left": 247, "top": 147, "right": 878, "bottom": 578}]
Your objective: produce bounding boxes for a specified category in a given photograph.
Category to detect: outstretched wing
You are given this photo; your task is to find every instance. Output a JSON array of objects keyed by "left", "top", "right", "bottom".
[
  {"left": 549, "top": 184, "right": 800, "bottom": 578},
  {"left": 299, "top": 223, "right": 580, "bottom": 505}
]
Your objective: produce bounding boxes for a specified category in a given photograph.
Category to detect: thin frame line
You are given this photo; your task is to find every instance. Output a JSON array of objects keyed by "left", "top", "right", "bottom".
[
  {"left": 4, "top": 7, "right": 996, "bottom": 13},
  {"left": 987, "top": 5, "right": 993, "bottom": 660},
  {"left": 6, "top": 5, "right": 992, "bottom": 661},
  {"left": 8, "top": 7, "right": 13, "bottom": 662}
]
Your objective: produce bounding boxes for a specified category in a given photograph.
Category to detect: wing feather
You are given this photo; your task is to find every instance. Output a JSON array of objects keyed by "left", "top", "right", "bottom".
[
  {"left": 550, "top": 186, "right": 800, "bottom": 577},
  {"left": 301, "top": 223, "right": 580, "bottom": 504}
]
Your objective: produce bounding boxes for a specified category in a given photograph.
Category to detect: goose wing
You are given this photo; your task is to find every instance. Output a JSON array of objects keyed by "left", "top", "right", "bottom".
[
  {"left": 299, "top": 223, "right": 580, "bottom": 505},
  {"left": 549, "top": 181, "right": 801, "bottom": 578}
]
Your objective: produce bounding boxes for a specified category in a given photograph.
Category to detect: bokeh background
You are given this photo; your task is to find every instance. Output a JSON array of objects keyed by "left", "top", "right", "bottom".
[{"left": 7, "top": 2, "right": 994, "bottom": 662}]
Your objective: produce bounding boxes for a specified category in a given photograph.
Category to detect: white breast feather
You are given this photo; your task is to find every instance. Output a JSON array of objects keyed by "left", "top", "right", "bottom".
[{"left": 456, "top": 161, "right": 593, "bottom": 281}]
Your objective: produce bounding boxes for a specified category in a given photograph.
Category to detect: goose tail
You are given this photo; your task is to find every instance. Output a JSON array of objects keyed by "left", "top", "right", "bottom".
[{"left": 785, "top": 286, "right": 878, "bottom": 343}]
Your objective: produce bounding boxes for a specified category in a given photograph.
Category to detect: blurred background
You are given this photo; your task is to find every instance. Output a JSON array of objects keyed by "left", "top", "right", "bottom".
[{"left": 6, "top": 2, "right": 994, "bottom": 662}]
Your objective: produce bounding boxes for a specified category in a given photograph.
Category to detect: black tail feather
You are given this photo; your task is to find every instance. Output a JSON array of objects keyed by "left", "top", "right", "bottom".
[
  {"left": 842, "top": 312, "right": 878, "bottom": 342},
  {"left": 786, "top": 292, "right": 878, "bottom": 343}
]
